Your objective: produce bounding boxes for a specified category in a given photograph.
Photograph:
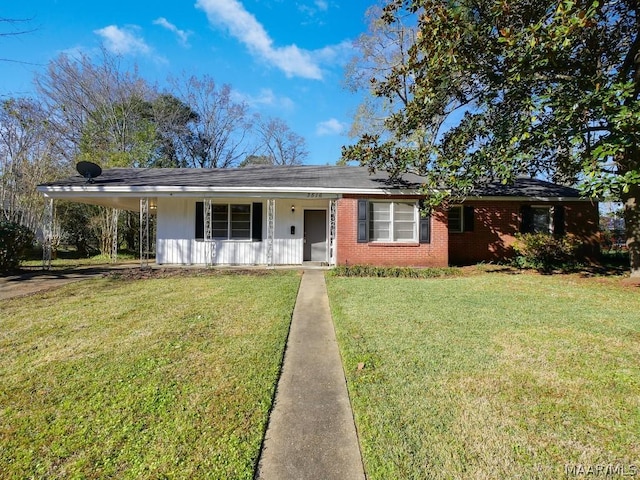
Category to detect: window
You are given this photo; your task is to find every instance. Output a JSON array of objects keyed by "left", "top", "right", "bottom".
[
  {"left": 448, "top": 206, "right": 463, "bottom": 233},
  {"left": 368, "top": 201, "right": 417, "bottom": 242},
  {"left": 230, "top": 204, "right": 251, "bottom": 239},
  {"left": 448, "top": 205, "right": 474, "bottom": 233},
  {"left": 196, "top": 202, "right": 261, "bottom": 240},
  {"left": 520, "top": 205, "right": 564, "bottom": 235},
  {"left": 357, "top": 199, "right": 431, "bottom": 244},
  {"left": 531, "top": 206, "right": 552, "bottom": 233}
]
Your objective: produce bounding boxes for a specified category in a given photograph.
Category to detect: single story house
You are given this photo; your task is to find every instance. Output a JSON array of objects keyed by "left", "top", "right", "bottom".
[{"left": 37, "top": 165, "right": 599, "bottom": 267}]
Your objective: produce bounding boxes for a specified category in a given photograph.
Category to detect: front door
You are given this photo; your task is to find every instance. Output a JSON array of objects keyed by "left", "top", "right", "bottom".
[{"left": 304, "top": 210, "right": 327, "bottom": 262}]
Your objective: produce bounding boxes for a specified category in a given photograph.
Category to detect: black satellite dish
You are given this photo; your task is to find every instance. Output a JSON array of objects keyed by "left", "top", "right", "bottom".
[{"left": 76, "top": 161, "right": 102, "bottom": 183}]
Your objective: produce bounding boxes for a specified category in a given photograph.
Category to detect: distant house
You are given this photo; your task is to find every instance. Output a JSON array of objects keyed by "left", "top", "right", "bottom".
[{"left": 37, "top": 165, "right": 599, "bottom": 267}]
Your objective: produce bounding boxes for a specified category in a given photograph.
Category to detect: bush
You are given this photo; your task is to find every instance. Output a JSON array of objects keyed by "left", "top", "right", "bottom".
[
  {"left": 331, "top": 264, "right": 460, "bottom": 279},
  {"left": 0, "top": 220, "right": 35, "bottom": 274},
  {"left": 512, "top": 233, "right": 581, "bottom": 273}
]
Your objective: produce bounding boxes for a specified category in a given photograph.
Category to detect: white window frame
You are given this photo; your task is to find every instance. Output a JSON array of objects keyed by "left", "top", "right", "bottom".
[
  {"left": 369, "top": 201, "right": 418, "bottom": 243},
  {"left": 212, "top": 203, "right": 253, "bottom": 240}
]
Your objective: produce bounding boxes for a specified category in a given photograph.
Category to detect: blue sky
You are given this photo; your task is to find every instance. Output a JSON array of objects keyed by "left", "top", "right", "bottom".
[{"left": 1, "top": 0, "right": 375, "bottom": 165}]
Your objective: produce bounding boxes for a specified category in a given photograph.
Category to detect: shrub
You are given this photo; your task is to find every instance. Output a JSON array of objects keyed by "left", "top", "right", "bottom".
[
  {"left": 331, "top": 264, "right": 460, "bottom": 279},
  {"left": 512, "top": 233, "right": 581, "bottom": 273},
  {"left": 0, "top": 220, "right": 35, "bottom": 274}
]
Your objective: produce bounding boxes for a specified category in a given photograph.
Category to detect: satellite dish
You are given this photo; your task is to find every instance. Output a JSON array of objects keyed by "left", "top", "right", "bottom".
[{"left": 76, "top": 161, "right": 102, "bottom": 183}]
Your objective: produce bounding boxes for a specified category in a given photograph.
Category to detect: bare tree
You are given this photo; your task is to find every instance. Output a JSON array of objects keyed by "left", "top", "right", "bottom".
[
  {"left": 342, "top": 3, "right": 418, "bottom": 141},
  {"left": 0, "top": 97, "right": 64, "bottom": 233},
  {"left": 255, "top": 117, "right": 308, "bottom": 166},
  {"left": 171, "top": 74, "right": 256, "bottom": 168},
  {"left": 35, "top": 49, "right": 157, "bottom": 167},
  {"left": 35, "top": 50, "right": 163, "bottom": 257}
]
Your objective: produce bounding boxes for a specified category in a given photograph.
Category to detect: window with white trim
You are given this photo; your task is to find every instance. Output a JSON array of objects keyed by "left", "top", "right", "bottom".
[
  {"left": 369, "top": 201, "right": 418, "bottom": 242},
  {"left": 196, "top": 202, "right": 256, "bottom": 240}
]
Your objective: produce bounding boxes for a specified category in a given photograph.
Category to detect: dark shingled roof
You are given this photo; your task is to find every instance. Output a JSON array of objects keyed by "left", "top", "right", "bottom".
[
  {"left": 469, "top": 177, "right": 582, "bottom": 198},
  {"left": 40, "top": 165, "right": 583, "bottom": 197},
  {"left": 41, "top": 165, "right": 424, "bottom": 189}
]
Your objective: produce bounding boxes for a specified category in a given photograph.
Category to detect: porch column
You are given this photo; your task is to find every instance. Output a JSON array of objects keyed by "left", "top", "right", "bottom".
[
  {"left": 111, "top": 208, "right": 119, "bottom": 263},
  {"left": 266, "top": 198, "right": 276, "bottom": 266},
  {"left": 42, "top": 196, "right": 54, "bottom": 270},
  {"left": 329, "top": 199, "right": 337, "bottom": 265},
  {"left": 203, "top": 198, "right": 215, "bottom": 266},
  {"left": 140, "top": 198, "right": 150, "bottom": 269}
]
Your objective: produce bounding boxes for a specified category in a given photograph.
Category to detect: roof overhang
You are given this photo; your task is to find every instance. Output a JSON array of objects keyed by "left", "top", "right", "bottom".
[
  {"left": 463, "top": 195, "right": 596, "bottom": 202},
  {"left": 36, "top": 185, "right": 424, "bottom": 210}
]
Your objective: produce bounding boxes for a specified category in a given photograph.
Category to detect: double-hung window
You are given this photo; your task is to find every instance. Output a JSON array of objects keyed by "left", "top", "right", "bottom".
[
  {"left": 357, "top": 199, "right": 431, "bottom": 244},
  {"left": 369, "top": 201, "right": 418, "bottom": 242},
  {"left": 447, "top": 205, "right": 475, "bottom": 233},
  {"left": 196, "top": 202, "right": 262, "bottom": 240},
  {"left": 212, "top": 204, "right": 251, "bottom": 239},
  {"left": 520, "top": 205, "right": 564, "bottom": 235},
  {"left": 531, "top": 206, "right": 553, "bottom": 234}
]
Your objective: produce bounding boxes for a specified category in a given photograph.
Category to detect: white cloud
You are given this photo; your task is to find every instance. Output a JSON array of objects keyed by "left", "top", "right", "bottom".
[
  {"left": 316, "top": 118, "right": 346, "bottom": 136},
  {"left": 94, "top": 25, "right": 151, "bottom": 56},
  {"left": 233, "top": 88, "right": 295, "bottom": 111},
  {"left": 314, "top": 0, "right": 329, "bottom": 12},
  {"left": 153, "top": 17, "right": 191, "bottom": 47},
  {"left": 195, "top": 0, "right": 323, "bottom": 80},
  {"left": 313, "top": 39, "right": 354, "bottom": 65}
]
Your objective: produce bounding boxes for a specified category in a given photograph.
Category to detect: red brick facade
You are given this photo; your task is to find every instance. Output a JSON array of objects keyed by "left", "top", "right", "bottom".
[
  {"left": 448, "top": 200, "right": 600, "bottom": 265},
  {"left": 336, "top": 197, "right": 599, "bottom": 267},
  {"left": 336, "top": 196, "right": 449, "bottom": 267}
]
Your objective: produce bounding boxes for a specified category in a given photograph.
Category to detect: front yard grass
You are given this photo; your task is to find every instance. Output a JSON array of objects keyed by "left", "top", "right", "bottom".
[
  {"left": 327, "top": 273, "right": 640, "bottom": 479},
  {"left": 0, "top": 271, "right": 300, "bottom": 479}
]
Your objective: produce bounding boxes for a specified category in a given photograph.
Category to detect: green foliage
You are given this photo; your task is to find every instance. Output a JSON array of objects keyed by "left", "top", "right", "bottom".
[
  {"left": 343, "top": 0, "right": 640, "bottom": 273},
  {"left": 331, "top": 264, "right": 460, "bottom": 278},
  {"left": 0, "top": 220, "right": 35, "bottom": 274},
  {"left": 55, "top": 202, "right": 100, "bottom": 257},
  {"left": 512, "top": 233, "right": 582, "bottom": 272}
]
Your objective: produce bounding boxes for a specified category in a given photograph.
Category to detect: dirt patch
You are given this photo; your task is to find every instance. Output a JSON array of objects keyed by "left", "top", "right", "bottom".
[{"left": 103, "top": 267, "right": 286, "bottom": 281}]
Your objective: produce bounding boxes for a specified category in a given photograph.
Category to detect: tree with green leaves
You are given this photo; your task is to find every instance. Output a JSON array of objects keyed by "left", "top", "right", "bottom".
[{"left": 343, "top": 0, "right": 640, "bottom": 276}]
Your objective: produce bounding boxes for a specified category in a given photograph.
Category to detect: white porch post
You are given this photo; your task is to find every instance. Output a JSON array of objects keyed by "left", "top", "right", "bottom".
[
  {"left": 111, "top": 208, "right": 119, "bottom": 263},
  {"left": 203, "top": 198, "right": 215, "bottom": 266},
  {"left": 329, "top": 199, "right": 337, "bottom": 265},
  {"left": 140, "top": 198, "right": 149, "bottom": 268},
  {"left": 42, "top": 197, "right": 53, "bottom": 270},
  {"left": 267, "top": 198, "right": 276, "bottom": 266}
]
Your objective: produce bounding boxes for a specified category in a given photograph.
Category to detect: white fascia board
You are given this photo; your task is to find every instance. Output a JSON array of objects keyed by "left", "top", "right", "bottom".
[{"left": 36, "top": 185, "right": 423, "bottom": 198}]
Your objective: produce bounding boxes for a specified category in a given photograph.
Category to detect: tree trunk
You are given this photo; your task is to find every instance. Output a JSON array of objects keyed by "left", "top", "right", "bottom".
[{"left": 622, "top": 184, "right": 640, "bottom": 277}]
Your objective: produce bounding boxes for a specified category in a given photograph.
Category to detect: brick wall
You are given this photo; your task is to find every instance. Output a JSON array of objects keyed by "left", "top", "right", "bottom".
[
  {"left": 448, "top": 200, "right": 600, "bottom": 265},
  {"left": 336, "top": 196, "right": 449, "bottom": 267}
]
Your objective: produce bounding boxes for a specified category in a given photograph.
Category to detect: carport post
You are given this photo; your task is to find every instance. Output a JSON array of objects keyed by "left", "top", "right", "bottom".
[
  {"left": 140, "top": 197, "right": 149, "bottom": 269},
  {"left": 42, "top": 197, "right": 53, "bottom": 270}
]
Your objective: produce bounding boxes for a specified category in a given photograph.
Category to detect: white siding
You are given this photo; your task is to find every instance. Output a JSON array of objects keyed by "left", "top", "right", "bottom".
[{"left": 155, "top": 197, "right": 330, "bottom": 265}]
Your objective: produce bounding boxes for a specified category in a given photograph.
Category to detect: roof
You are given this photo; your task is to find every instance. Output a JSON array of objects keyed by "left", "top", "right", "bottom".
[
  {"left": 469, "top": 177, "right": 583, "bottom": 198},
  {"left": 37, "top": 165, "right": 586, "bottom": 210},
  {"left": 39, "top": 165, "right": 425, "bottom": 190}
]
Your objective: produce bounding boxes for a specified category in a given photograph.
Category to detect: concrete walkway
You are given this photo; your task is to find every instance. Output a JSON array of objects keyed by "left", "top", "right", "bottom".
[{"left": 257, "top": 269, "right": 365, "bottom": 480}]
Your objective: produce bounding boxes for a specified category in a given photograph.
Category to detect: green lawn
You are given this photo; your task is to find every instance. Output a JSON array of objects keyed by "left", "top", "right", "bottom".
[
  {"left": 0, "top": 271, "right": 300, "bottom": 479},
  {"left": 327, "top": 273, "right": 640, "bottom": 479}
]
